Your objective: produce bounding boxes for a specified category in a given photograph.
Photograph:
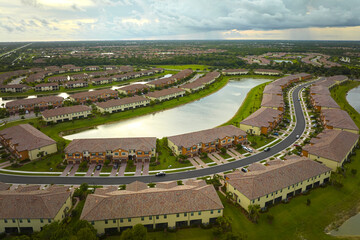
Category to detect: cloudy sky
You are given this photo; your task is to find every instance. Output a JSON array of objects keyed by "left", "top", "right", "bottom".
[{"left": 1, "top": 0, "right": 360, "bottom": 41}]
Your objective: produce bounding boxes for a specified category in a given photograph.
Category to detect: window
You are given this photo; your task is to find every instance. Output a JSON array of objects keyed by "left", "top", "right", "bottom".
[
  {"left": 187, "top": 148, "right": 190, "bottom": 151},
  {"left": 40, "top": 219, "right": 43, "bottom": 223},
  {"left": 210, "top": 210, "right": 214, "bottom": 214},
  {"left": 193, "top": 147, "right": 196, "bottom": 150},
  {"left": 137, "top": 151, "right": 142, "bottom": 155},
  {"left": 91, "top": 221, "right": 94, "bottom": 225},
  {"left": 113, "top": 220, "right": 116, "bottom": 224},
  {"left": 114, "top": 152, "right": 119, "bottom": 156},
  {"left": 164, "top": 215, "right": 167, "bottom": 219},
  {"left": 156, "top": 215, "right": 159, "bottom": 220},
  {"left": 105, "top": 220, "right": 108, "bottom": 224},
  {"left": 122, "top": 152, "right": 126, "bottom": 156},
  {"left": 141, "top": 217, "right": 144, "bottom": 221},
  {"left": 27, "top": 219, "right": 31, "bottom": 223},
  {"left": 4, "top": 219, "right": 7, "bottom": 223},
  {"left": 176, "top": 213, "right": 179, "bottom": 218},
  {"left": 184, "top": 213, "right": 187, "bottom": 217},
  {"left": 128, "top": 218, "right": 131, "bottom": 222},
  {"left": 149, "top": 216, "right": 152, "bottom": 220},
  {"left": 120, "top": 219, "right": 123, "bottom": 223},
  {"left": 198, "top": 212, "right": 201, "bottom": 216},
  {"left": 19, "top": 219, "right": 23, "bottom": 223},
  {"left": 48, "top": 219, "right": 51, "bottom": 223},
  {"left": 191, "top": 212, "right": 194, "bottom": 216}
]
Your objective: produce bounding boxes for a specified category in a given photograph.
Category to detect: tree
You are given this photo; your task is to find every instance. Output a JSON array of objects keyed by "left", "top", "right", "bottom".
[
  {"left": 248, "top": 204, "right": 261, "bottom": 223},
  {"left": 220, "top": 147, "right": 227, "bottom": 154},
  {"left": 120, "top": 228, "right": 134, "bottom": 240},
  {"left": 76, "top": 227, "right": 97, "bottom": 240},
  {"left": 132, "top": 224, "right": 147, "bottom": 240}
]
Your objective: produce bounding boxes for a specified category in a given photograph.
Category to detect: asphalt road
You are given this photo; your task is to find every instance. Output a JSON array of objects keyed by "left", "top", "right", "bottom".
[{"left": 0, "top": 82, "right": 311, "bottom": 185}]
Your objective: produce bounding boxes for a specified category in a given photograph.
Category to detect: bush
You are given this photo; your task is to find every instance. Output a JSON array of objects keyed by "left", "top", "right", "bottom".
[
  {"left": 306, "top": 198, "right": 311, "bottom": 206},
  {"left": 220, "top": 148, "right": 226, "bottom": 154},
  {"left": 351, "top": 169, "right": 357, "bottom": 175}
]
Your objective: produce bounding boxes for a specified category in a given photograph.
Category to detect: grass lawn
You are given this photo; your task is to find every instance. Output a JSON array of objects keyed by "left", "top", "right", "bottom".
[
  {"left": 0, "top": 71, "right": 177, "bottom": 97},
  {"left": 154, "top": 64, "right": 211, "bottom": 71},
  {"left": 219, "top": 152, "right": 232, "bottom": 159},
  {"left": 200, "top": 156, "right": 214, "bottom": 164},
  {"left": 125, "top": 160, "right": 136, "bottom": 172},
  {"left": 101, "top": 165, "right": 113, "bottom": 173},
  {"left": 151, "top": 138, "right": 192, "bottom": 170},
  {"left": 234, "top": 148, "right": 247, "bottom": 154},
  {"left": 5, "top": 153, "right": 65, "bottom": 172},
  {"left": 247, "top": 135, "right": 275, "bottom": 148}
]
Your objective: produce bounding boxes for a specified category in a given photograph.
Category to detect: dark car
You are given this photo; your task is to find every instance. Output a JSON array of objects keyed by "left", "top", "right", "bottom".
[
  {"left": 155, "top": 171, "right": 166, "bottom": 177},
  {"left": 264, "top": 147, "right": 271, "bottom": 152},
  {"left": 241, "top": 168, "right": 248, "bottom": 173},
  {"left": 96, "top": 165, "right": 102, "bottom": 170},
  {"left": 113, "top": 163, "right": 118, "bottom": 169}
]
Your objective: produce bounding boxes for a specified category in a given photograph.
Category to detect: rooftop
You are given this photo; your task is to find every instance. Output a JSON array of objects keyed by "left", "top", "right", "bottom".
[
  {"left": 42, "top": 105, "right": 91, "bottom": 118},
  {"left": 240, "top": 107, "right": 282, "bottom": 127},
  {"left": 95, "top": 96, "right": 149, "bottom": 109}
]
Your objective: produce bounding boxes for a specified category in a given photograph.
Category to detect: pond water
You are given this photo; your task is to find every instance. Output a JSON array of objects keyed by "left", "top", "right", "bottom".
[
  {"left": 330, "top": 213, "right": 360, "bottom": 237},
  {"left": 64, "top": 78, "right": 270, "bottom": 140},
  {"left": 273, "top": 59, "right": 293, "bottom": 63},
  {"left": 347, "top": 85, "right": 360, "bottom": 114}
]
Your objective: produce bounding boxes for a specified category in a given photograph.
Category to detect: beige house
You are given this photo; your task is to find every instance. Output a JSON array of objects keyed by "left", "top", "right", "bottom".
[
  {"left": 0, "top": 124, "right": 57, "bottom": 161},
  {"left": 320, "top": 108, "right": 359, "bottom": 134},
  {"left": 225, "top": 157, "right": 331, "bottom": 211},
  {"left": 95, "top": 96, "right": 150, "bottom": 113},
  {"left": 35, "top": 83, "right": 59, "bottom": 92},
  {"left": 42, "top": 105, "right": 92, "bottom": 123},
  {"left": 0, "top": 185, "right": 72, "bottom": 234},
  {"left": 146, "top": 88, "right": 186, "bottom": 102},
  {"left": 254, "top": 69, "right": 282, "bottom": 75},
  {"left": 261, "top": 94, "right": 284, "bottom": 111},
  {"left": 302, "top": 130, "right": 359, "bottom": 171},
  {"left": 0, "top": 84, "right": 29, "bottom": 93},
  {"left": 222, "top": 69, "right": 249, "bottom": 75},
  {"left": 92, "top": 77, "right": 112, "bottom": 85},
  {"left": 80, "top": 180, "right": 223, "bottom": 234}
]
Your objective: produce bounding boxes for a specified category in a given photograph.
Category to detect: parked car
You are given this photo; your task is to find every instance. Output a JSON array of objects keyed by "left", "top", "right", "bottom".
[
  {"left": 241, "top": 168, "right": 248, "bottom": 173},
  {"left": 96, "top": 165, "right": 102, "bottom": 170},
  {"left": 296, "top": 135, "right": 300, "bottom": 139},
  {"left": 264, "top": 147, "right": 271, "bottom": 152},
  {"left": 155, "top": 171, "right": 166, "bottom": 177},
  {"left": 273, "top": 132, "right": 279, "bottom": 136},
  {"left": 294, "top": 144, "right": 301, "bottom": 148},
  {"left": 113, "top": 163, "right": 118, "bottom": 169}
]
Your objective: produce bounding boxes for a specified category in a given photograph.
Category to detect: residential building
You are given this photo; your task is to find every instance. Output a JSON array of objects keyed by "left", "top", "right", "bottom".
[
  {"left": 168, "top": 125, "right": 247, "bottom": 157},
  {"left": 263, "top": 84, "right": 283, "bottom": 95},
  {"left": 95, "top": 96, "right": 150, "bottom": 113},
  {"left": 118, "top": 84, "right": 149, "bottom": 95},
  {"left": 0, "top": 84, "right": 29, "bottom": 93},
  {"left": 302, "top": 130, "right": 359, "bottom": 171},
  {"left": 0, "top": 124, "right": 57, "bottom": 160},
  {"left": 80, "top": 180, "right": 223, "bottom": 234},
  {"left": 222, "top": 69, "right": 249, "bottom": 75},
  {"left": 181, "top": 81, "right": 206, "bottom": 93},
  {"left": 320, "top": 108, "right": 359, "bottom": 134},
  {"left": 0, "top": 185, "right": 72, "bottom": 234},
  {"left": 45, "top": 66, "right": 65, "bottom": 74},
  {"left": 48, "top": 75, "right": 68, "bottom": 83},
  {"left": 145, "top": 88, "right": 186, "bottom": 102},
  {"left": 70, "top": 73, "right": 88, "bottom": 80},
  {"left": 25, "top": 73, "right": 45, "bottom": 83},
  {"left": 103, "top": 65, "right": 117, "bottom": 70},
  {"left": 6, "top": 96, "right": 64, "bottom": 114},
  {"left": 225, "top": 157, "right": 331, "bottom": 211},
  {"left": 146, "top": 69, "right": 193, "bottom": 88},
  {"left": 85, "top": 66, "right": 100, "bottom": 71},
  {"left": 42, "top": 105, "right": 92, "bottom": 123},
  {"left": 239, "top": 107, "right": 283, "bottom": 135},
  {"left": 69, "top": 89, "right": 118, "bottom": 103},
  {"left": 310, "top": 85, "right": 331, "bottom": 95},
  {"left": 35, "top": 83, "right": 59, "bottom": 92},
  {"left": 65, "top": 137, "right": 157, "bottom": 164},
  {"left": 92, "top": 77, "right": 113, "bottom": 85},
  {"left": 261, "top": 94, "right": 284, "bottom": 111},
  {"left": 310, "top": 94, "right": 340, "bottom": 111},
  {"left": 254, "top": 69, "right": 282, "bottom": 76},
  {"left": 64, "top": 80, "right": 88, "bottom": 89}
]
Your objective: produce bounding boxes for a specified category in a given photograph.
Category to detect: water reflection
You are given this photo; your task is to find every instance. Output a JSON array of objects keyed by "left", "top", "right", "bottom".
[{"left": 347, "top": 85, "right": 360, "bottom": 113}]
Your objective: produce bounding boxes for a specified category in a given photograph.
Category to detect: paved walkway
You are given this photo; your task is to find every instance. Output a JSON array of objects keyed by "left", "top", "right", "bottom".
[
  {"left": 0, "top": 161, "right": 11, "bottom": 169},
  {"left": 61, "top": 164, "right": 73, "bottom": 177},
  {"left": 226, "top": 150, "right": 238, "bottom": 159},
  {"left": 118, "top": 162, "right": 127, "bottom": 176},
  {"left": 189, "top": 158, "right": 201, "bottom": 169},
  {"left": 93, "top": 165, "right": 102, "bottom": 177},
  {"left": 212, "top": 153, "right": 226, "bottom": 163},
  {"left": 193, "top": 157, "right": 208, "bottom": 168},
  {"left": 135, "top": 161, "right": 143, "bottom": 176},
  {"left": 228, "top": 148, "right": 244, "bottom": 158},
  {"left": 208, "top": 153, "right": 223, "bottom": 164},
  {"left": 85, "top": 164, "right": 96, "bottom": 177},
  {"left": 142, "top": 161, "right": 150, "bottom": 175},
  {"left": 110, "top": 166, "right": 118, "bottom": 176},
  {"left": 68, "top": 164, "right": 79, "bottom": 176}
]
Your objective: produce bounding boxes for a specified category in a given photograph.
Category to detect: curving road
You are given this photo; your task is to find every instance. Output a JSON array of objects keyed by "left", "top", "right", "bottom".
[{"left": 0, "top": 82, "right": 311, "bottom": 185}]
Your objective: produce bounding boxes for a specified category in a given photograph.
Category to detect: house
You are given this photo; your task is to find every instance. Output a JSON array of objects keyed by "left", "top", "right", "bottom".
[
  {"left": 168, "top": 125, "right": 247, "bottom": 157},
  {"left": 310, "top": 94, "right": 340, "bottom": 111},
  {"left": 70, "top": 73, "right": 88, "bottom": 80},
  {"left": 0, "top": 124, "right": 57, "bottom": 160},
  {"left": 320, "top": 109, "right": 359, "bottom": 134},
  {"left": 261, "top": 94, "right": 284, "bottom": 111},
  {"left": 225, "top": 156, "right": 331, "bottom": 211},
  {"left": 119, "top": 66, "right": 134, "bottom": 72},
  {"left": 310, "top": 85, "right": 331, "bottom": 95},
  {"left": 95, "top": 96, "right": 150, "bottom": 113},
  {"left": 103, "top": 65, "right": 117, "bottom": 70},
  {"left": 42, "top": 105, "right": 92, "bottom": 123},
  {"left": 69, "top": 89, "right": 118, "bottom": 103},
  {"left": 35, "top": 83, "right": 59, "bottom": 92},
  {"left": 45, "top": 66, "right": 65, "bottom": 74},
  {"left": 239, "top": 107, "right": 283, "bottom": 135},
  {"left": 6, "top": 96, "right": 64, "bottom": 114},
  {"left": 64, "top": 80, "right": 88, "bottom": 89},
  {"left": 254, "top": 69, "right": 282, "bottom": 76},
  {"left": 195, "top": 71, "right": 220, "bottom": 85},
  {"left": 65, "top": 137, "right": 156, "bottom": 164},
  {"left": 91, "top": 77, "right": 112, "bottom": 85},
  {"left": 145, "top": 88, "right": 186, "bottom": 102},
  {"left": 181, "top": 81, "right": 206, "bottom": 93},
  {"left": 118, "top": 84, "right": 149, "bottom": 95},
  {"left": 0, "top": 84, "right": 29, "bottom": 93},
  {"left": 85, "top": 66, "right": 100, "bottom": 71},
  {"left": 48, "top": 75, "right": 69, "bottom": 83},
  {"left": 0, "top": 185, "right": 72, "bottom": 234},
  {"left": 146, "top": 69, "right": 193, "bottom": 88},
  {"left": 263, "top": 84, "right": 283, "bottom": 95},
  {"left": 302, "top": 130, "right": 359, "bottom": 171},
  {"left": 222, "top": 69, "right": 249, "bottom": 75},
  {"left": 80, "top": 180, "right": 223, "bottom": 234},
  {"left": 25, "top": 73, "right": 45, "bottom": 83}
]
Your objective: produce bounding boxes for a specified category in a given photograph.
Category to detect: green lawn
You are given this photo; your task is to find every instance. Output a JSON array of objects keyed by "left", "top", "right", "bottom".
[
  {"left": 200, "top": 156, "right": 214, "bottom": 164},
  {"left": 101, "top": 165, "right": 113, "bottom": 173},
  {"left": 219, "top": 152, "right": 232, "bottom": 159},
  {"left": 151, "top": 138, "right": 192, "bottom": 170},
  {"left": 154, "top": 64, "right": 211, "bottom": 71},
  {"left": 0, "top": 71, "right": 176, "bottom": 97},
  {"left": 125, "top": 160, "right": 136, "bottom": 172},
  {"left": 247, "top": 135, "right": 275, "bottom": 148},
  {"left": 5, "top": 153, "right": 65, "bottom": 172}
]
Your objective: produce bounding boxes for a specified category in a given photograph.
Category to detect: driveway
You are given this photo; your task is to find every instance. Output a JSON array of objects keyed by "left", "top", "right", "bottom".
[
  {"left": 85, "top": 164, "right": 96, "bottom": 177},
  {"left": 193, "top": 156, "right": 208, "bottom": 168},
  {"left": 60, "top": 164, "right": 73, "bottom": 177},
  {"left": 208, "top": 154, "right": 223, "bottom": 164},
  {"left": 142, "top": 161, "right": 150, "bottom": 175},
  {"left": 189, "top": 158, "right": 201, "bottom": 169},
  {"left": 135, "top": 161, "right": 143, "bottom": 176},
  {"left": 110, "top": 166, "right": 118, "bottom": 176},
  {"left": 68, "top": 164, "right": 79, "bottom": 176},
  {"left": 212, "top": 153, "right": 226, "bottom": 163},
  {"left": 118, "top": 161, "right": 127, "bottom": 176},
  {"left": 93, "top": 164, "right": 102, "bottom": 177}
]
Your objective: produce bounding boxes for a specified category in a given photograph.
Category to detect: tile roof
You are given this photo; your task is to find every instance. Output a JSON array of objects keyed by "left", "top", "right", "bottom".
[
  {"left": 222, "top": 69, "right": 248, "bottom": 73},
  {"left": 254, "top": 69, "right": 282, "bottom": 73},
  {"left": 119, "top": 84, "right": 149, "bottom": 92},
  {"left": 311, "top": 94, "right": 340, "bottom": 109},
  {"left": 240, "top": 107, "right": 282, "bottom": 127},
  {"left": 321, "top": 108, "right": 359, "bottom": 132},
  {"left": 0, "top": 124, "right": 56, "bottom": 151},
  {"left": 263, "top": 83, "right": 283, "bottom": 95},
  {"left": 80, "top": 180, "right": 223, "bottom": 221},
  {"left": 146, "top": 88, "right": 185, "bottom": 98},
  {"left": 0, "top": 185, "right": 70, "bottom": 219},
  {"left": 6, "top": 96, "right": 64, "bottom": 108},
  {"left": 226, "top": 157, "right": 331, "bottom": 200},
  {"left": 65, "top": 137, "right": 156, "bottom": 154},
  {"left": 168, "top": 125, "right": 246, "bottom": 148},
  {"left": 70, "top": 89, "right": 118, "bottom": 99},
  {"left": 95, "top": 96, "right": 149, "bottom": 109},
  {"left": 310, "top": 85, "right": 331, "bottom": 95},
  {"left": 261, "top": 94, "right": 284, "bottom": 108},
  {"left": 303, "top": 130, "right": 359, "bottom": 162},
  {"left": 42, "top": 105, "right": 91, "bottom": 118},
  {"left": 35, "top": 83, "right": 59, "bottom": 87}
]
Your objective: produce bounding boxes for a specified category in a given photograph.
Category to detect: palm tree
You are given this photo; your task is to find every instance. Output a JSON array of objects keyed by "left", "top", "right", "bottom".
[{"left": 248, "top": 204, "right": 261, "bottom": 223}]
